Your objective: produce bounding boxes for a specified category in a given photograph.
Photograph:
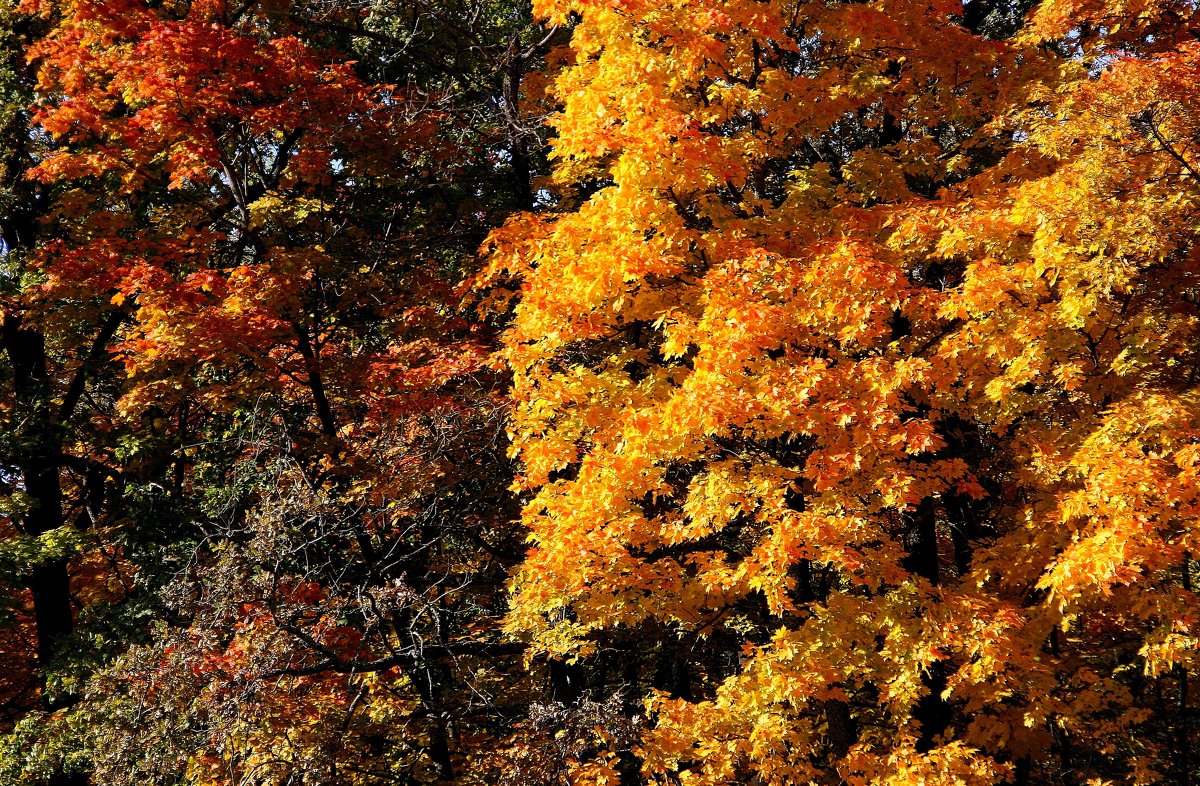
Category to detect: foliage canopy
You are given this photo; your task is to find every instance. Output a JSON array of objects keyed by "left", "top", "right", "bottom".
[{"left": 1, "top": 0, "right": 1198, "bottom": 784}]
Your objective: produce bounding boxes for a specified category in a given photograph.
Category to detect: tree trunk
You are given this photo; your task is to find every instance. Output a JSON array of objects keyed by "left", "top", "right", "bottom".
[
  {"left": 3, "top": 315, "right": 75, "bottom": 705},
  {"left": 904, "top": 497, "right": 951, "bottom": 751}
]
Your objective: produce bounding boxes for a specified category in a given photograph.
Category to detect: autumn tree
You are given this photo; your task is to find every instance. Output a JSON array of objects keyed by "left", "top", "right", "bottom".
[
  {"left": 485, "top": 0, "right": 1200, "bottom": 783},
  {"left": 0, "top": 8, "right": 132, "bottom": 783},
  {"left": 0, "top": 0, "right": 551, "bottom": 784}
]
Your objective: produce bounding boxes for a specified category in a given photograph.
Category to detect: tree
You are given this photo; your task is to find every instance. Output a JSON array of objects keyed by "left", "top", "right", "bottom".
[
  {"left": 1, "top": 0, "right": 548, "bottom": 783},
  {"left": 485, "top": 0, "right": 1200, "bottom": 783},
  {"left": 0, "top": 8, "right": 132, "bottom": 786}
]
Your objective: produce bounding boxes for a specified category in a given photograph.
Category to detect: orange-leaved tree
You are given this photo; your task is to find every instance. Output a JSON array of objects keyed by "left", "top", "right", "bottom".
[
  {"left": 2, "top": 1, "right": 538, "bottom": 784},
  {"left": 484, "top": 0, "right": 1200, "bottom": 783}
]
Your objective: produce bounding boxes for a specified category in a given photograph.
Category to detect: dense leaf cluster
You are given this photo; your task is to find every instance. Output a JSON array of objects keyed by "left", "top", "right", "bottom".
[{"left": 0, "top": 1, "right": 1198, "bottom": 785}]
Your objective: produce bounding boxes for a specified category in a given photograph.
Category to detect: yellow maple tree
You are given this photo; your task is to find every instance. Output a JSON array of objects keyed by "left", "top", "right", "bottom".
[{"left": 485, "top": 0, "right": 1200, "bottom": 782}]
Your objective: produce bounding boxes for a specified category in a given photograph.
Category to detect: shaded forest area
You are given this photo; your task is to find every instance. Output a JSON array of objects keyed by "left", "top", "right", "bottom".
[{"left": 1, "top": 0, "right": 1199, "bottom": 784}]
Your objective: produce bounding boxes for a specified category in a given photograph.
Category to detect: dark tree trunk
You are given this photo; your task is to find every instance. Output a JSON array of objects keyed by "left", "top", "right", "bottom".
[
  {"left": 651, "top": 643, "right": 693, "bottom": 701},
  {"left": 503, "top": 37, "right": 534, "bottom": 212},
  {"left": 547, "top": 656, "right": 586, "bottom": 705},
  {"left": 1179, "top": 557, "right": 1193, "bottom": 786},
  {"left": 904, "top": 498, "right": 952, "bottom": 751},
  {"left": 903, "top": 497, "right": 940, "bottom": 587},
  {"left": 1177, "top": 665, "right": 1191, "bottom": 786},
  {"left": 2, "top": 315, "right": 75, "bottom": 703},
  {"left": 825, "top": 698, "right": 857, "bottom": 758}
]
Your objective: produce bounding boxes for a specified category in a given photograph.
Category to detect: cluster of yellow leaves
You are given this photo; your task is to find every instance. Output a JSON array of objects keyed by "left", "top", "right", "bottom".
[{"left": 487, "top": 0, "right": 1200, "bottom": 781}]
